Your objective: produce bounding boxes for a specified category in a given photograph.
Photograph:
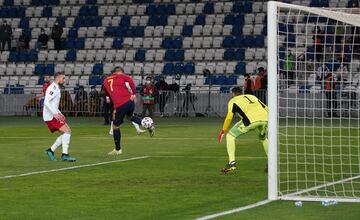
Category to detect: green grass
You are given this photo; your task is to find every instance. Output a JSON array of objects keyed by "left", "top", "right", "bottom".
[{"left": 0, "top": 117, "right": 359, "bottom": 220}]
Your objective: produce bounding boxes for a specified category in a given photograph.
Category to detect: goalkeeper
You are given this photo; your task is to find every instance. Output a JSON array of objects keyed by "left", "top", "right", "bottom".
[{"left": 217, "top": 87, "right": 268, "bottom": 173}]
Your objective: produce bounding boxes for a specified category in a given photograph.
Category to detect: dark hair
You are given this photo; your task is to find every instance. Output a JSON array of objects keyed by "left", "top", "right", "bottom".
[
  {"left": 54, "top": 72, "right": 64, "bottom": 78},
  {"left": 231, "top": 86, "right": 242, "bottom": 95},
  {"left": 244, "top": 73, "right": 250, "bottom": 78},
  {"left": 111, "top": 66, "right": 124, "bottom": 74}
]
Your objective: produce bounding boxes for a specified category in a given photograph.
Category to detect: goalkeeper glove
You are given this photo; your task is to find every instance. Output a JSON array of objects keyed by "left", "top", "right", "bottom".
[{"left": 217, "top": 129, "right": 225, "bottom": 142}]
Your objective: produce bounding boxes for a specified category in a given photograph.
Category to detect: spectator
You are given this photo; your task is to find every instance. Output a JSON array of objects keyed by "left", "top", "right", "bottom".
[
  {"left": 325, "top": 72, "right": 338, "bottom": 117},
  {"left": 254, "top": 67, "right": 266, "bottom": 102},
  {"left": 182, "top": 83, "right": 196, "bottom": 117},
  {"left": 60, "top": 85, "right": 73, "bottom": 116},
  {"left": 42, "top": 74, "right": 51, "bottom": 96},
  {"left": 243, "top": 74, "right": 254, "bottom": 95},
  {"left": 337, "top": 38, "right": 351, "bottom": 71},
  {"left": 1, "top": 20, "right": 12, "bottom": 51},
  {"left": 284, "top": 50, "right": 295, "bottom": 85},
  {"left": 141, "top": 76, "right": 157, "bottom": 118},
  {"left": 74, "top": 86, "right": 88, "bottom": 116},
  {"left": 52, "top": 22, "right": 63, "bottom": 51},
  {"left": 313, "top": 26, "right": 324, "bottom": 62},
  {"left": 37, "top": 28, "right": 49, "bottom": 49},
  {"left": 17, "top": 30, "right": 30, "bottom": 51},
  {"left": 155, "top": 76, "right": 168, "bottom": 117},
  {"left": 101, "top": 83, "right": 113, "bottom": 125},
  {"left": 89, "top": 86, "right": 101, "bottom": 116},
  {"left": 348, "top": 0, "right": 359, "bottom": 8}
]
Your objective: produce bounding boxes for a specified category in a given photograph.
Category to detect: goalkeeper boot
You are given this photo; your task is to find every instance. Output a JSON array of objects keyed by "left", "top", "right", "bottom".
[
  {"left": 45, "top": 149, "right": 56, "bottom": 161},
  {"left": 108, "top": 149, "right": 123, "bottom": 155},
  {"left": 61, "top": 154, "right": 76, "bottom": 162},
  {"left": 221, "top": 161, "right": 236, "bottom": 173},
  {"left": 148, "top": 126, "right": 155, "bottom": 137}
]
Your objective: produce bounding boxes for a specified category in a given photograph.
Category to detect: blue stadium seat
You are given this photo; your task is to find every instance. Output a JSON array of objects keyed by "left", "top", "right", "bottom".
[
  {"left": 65, "top": 50, "right": 76, "bottom": 61},
  {"left": 65, "top": 39, "right": 75, "bottom": 49},
  {"left": 164, "top": 50, "right": 175, "bottom": 61},
  {"left": 233, "top": 36, "right": 242, "bottom": 47},
  {"left": 105, "top": 27, "right": 116, "bottom": 37},
  {"left": 75, "top": 38, "right": 85, "bottom": 49},
  {"left": 35, "top": 64, "right": 45, "bottom": 75},
  {"left": 68, "top": 28, "right": 78, "bottom": 38},
  {"left": 174, "top": 49, "right": 184, "bottom": 61},
  {"left": 57, "top": 17, "right": 65, "bottom": 27},
  {"left": 234, "top": 15, "right": 244, "bottom": 25},
  {"left": 243, "top": 2, "right": 253, "bottom": 13},
  {"left": 224, "top": 49, "right": 235, "bottom": 61},
  {"left": 205, "top": 76, "right": 216, "bottom": 85},
  {"left": 17, "top": 7, "right": 26, "bottom": 17},
  {"left": 174, "top": 63, "right": 184, "bottom": 75},
  {"left": 156, "top": 4, "right": 166, "bottom": 15},
  {"left": 232, "top": 25, "right": 242, "bottom": 36},
  {"left": 278, "top": 47, "right": 286, "bottom": 60},
  {"left": 173, "top": 37, "right": 183, "bottom": 49},
  {"left": 45, "top": 64, "right": 55, "bottom": 75},
  {"left": 166, "top": 4, "right": 176, "bottom": 15},
  {"left": 8, "top": 51, "right": 18, "bottom": 62},
  {"left": 163, "top": 63, "right": 174, "bottom": 75},
  {"left": 286, "top": 35, "right": 296, "bottom": 47},
  {"left": 203, "top": 2, "right": 214, "bottom": 14},
  {"left": 4, "top": 0, "right": 14, "bottom": 6},
  {"left": 195, "top": 15, "right": 206, "bottom": 25},
  {"left": 158, "top": 15, "right": 168, "bottom": 26},
  {"left": 74, "top": 17, "right": 84, "bottom": 28},
  {"left": 216, "top": 75, "right": 227, "bottom": 85},
  {"left": 86, "top": 0, "right": 97, "bottom": 4},
  {"left": 19, "top": 18, "right": 29, "bottom": 29},
  {"left": 112, "top": 38, "right": 122, "bottom": 49},
  {"left": 89, "top": 6, "right": 98, "bottom": 16},
  {"left": 120, "top": 16, "right": 131, "bottom": 27},
  {"left": 92, "top": 63, "right": 103, "bottom": 75},
  {"left": 135, "top": 49, "right": 145, "bottom": 62},
  {"left": 28, "top": 49, "right": 38, "bottom": 62},
  {"left": 134, "top": 26, "right": 145, "bottom": 37},
  {"left": 162, "top": 37, "right": 172, "bottom": 49},
  {"left": 220, "top": 87, "right": 230, "bottom": 93},
  {"left": 18, "top": 51, "right": 28, "bottom": 62},
  {"left": 148, "top": 15, "right": 158, "bottom": 26},
  {"left": 224, "top": 15, "right": 234, "bottom": 25},
  {"left": 243, "top": 36, "right": 254, "bottom": 47},
  {"left": 146, "top": 4, "right": 156, "bottom": 15},
  {"left": 184, "top": 62, "right": 195, "bottom": 75},
  {"left": 42, "top": 7, "right": 52, "bottom": 17},
  {"left": 79, "top": 6, "right": 89, "bottom": 16},
  {"left": 232, "top": 3, "right": 243, "bottom": 13},
  {"left": 254, "top": 36, "right": 265, "bottom": 47},
  {"left": 227, "top": 75, "right": 238, "bottom": 85},
  {"left": 92, "top": 16, "right": 102, "bottom": 27},
  {"left": 223, "top": 36, "right": 234, "bottom": 48},
  {"left": 235, "top": 63, "right": 246, "bottom": 75},
  {"left": 235, "top": 49, "right": 245, "bottom": 61},
  {"left": 182, "top": 25, "right": 193, "bottom": 37},
  {"left": 89, "top": 75, "right": 102, "bottom": 85}
]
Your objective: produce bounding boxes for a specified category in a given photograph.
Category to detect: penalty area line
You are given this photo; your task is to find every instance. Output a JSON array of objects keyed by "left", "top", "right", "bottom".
[
  {"left": 195, "top": 199, "right": 271, "bottom": 220},
  {"left": 0, "top": 156, "right": 149, "bottom": 180}
]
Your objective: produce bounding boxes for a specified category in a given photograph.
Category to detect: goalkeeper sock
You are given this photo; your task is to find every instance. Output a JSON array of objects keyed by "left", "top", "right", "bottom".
[
  {"left": 261, "top": 138, "right": 269, "bottom": 156},
  {"left": 130, "top": 115, "right": 142, "bottom": 125},
  {"left": 132, "top": 122, "right": 142, "bottom": 132},
  {"left": 113, "top": 128, "right": 121, "bottom": 151},
  {"left": 62, "top": 133, "right": 71, "bottom": 154},
  {"left": 50, "top": 134, "right": 63, "bottom": 152},
  {"left": 226, "top": 133, "right": 236, "bottom": 163}
]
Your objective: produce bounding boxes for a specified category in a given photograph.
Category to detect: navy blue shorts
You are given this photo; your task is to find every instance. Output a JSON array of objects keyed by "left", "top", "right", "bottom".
[{"left": 113, "top": 100, "right": 135, "bottom": 126}]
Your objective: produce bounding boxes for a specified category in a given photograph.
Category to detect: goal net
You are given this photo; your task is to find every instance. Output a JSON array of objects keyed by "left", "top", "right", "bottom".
[{"left": 267, "top": 1, "right": 360, "bottom": 202}]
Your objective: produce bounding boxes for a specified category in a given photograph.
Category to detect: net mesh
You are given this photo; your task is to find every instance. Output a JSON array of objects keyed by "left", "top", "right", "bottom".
[{"left": 276, "top": 4, "right": 360, "bottom": 200}]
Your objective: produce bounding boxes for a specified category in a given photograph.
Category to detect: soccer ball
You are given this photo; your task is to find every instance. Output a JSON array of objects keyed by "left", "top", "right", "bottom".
[{"left": 141, "top": 117, "right": 153, "bottom": 129}]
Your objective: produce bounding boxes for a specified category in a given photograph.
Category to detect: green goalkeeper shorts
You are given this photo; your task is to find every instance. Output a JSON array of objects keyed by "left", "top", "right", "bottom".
[{"left": 228, "top": 121, "right": 268, "bottom": 140}]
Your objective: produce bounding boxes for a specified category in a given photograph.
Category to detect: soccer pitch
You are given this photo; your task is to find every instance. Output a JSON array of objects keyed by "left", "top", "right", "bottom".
[{"left": 0, "top": 117, "right": 359, "bottom": 220}]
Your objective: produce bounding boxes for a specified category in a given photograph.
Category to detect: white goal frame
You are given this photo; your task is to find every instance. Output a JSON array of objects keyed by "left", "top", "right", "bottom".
[{"left": 267, "top": 1, "right": 360, "bottom": 202}]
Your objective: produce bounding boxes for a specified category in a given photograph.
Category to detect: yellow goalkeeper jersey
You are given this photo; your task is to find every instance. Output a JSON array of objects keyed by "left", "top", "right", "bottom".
[{"left": 222, "top": 94, "right": 268, "bottom": 132}]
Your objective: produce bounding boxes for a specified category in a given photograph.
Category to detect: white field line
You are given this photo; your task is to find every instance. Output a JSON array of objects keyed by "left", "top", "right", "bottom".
[
  {"left": 0, "top": 156, "right": 149, "bottom": 180},
  {"left": 0, "top": 136, "right": 212, "bottom": 140},
  {"left": 195, "top": 200, "right": 271, "bottom": 220}
]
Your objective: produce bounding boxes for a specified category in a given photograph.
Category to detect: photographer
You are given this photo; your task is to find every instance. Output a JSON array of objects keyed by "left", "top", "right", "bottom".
[{"left": 182, "top": 84, "right": 196, "bottom": 117}]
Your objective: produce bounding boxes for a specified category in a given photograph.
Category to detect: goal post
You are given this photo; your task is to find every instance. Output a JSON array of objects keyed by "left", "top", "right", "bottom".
[{"left": 267, "top": 1, "right": 360, "bottom": 202}]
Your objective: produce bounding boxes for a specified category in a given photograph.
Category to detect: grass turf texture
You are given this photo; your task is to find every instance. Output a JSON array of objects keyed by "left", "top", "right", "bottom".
[{"left": 0, "top": 117, "right": 359, "bottom": 220}]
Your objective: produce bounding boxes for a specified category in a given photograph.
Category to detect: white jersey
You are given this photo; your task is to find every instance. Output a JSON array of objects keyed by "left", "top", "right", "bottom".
[{"left": 43, "top": 82, "right": 61, "bottom": 121}]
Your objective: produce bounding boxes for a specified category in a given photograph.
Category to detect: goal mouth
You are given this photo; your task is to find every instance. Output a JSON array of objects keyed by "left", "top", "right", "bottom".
[{"left": 267, "top": 1, "right": 360, "bottom": 202}]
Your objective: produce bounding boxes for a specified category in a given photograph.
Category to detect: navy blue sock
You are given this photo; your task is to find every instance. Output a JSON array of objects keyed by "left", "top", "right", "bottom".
[
  {"left": 113, "top": 128, "right": 121, "bottom": 151},
  {"left": 131, "top": 115, "right": 142, "bottom": 125}
]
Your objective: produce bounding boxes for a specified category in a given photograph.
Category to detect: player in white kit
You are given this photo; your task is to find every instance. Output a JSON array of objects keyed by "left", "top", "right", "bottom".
[{"left": 43, "top": 72, "right": 76, "bottom": 162}]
